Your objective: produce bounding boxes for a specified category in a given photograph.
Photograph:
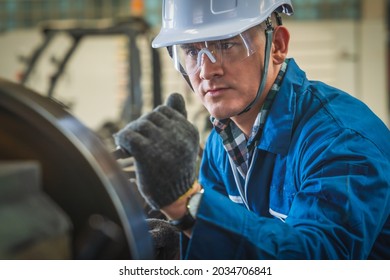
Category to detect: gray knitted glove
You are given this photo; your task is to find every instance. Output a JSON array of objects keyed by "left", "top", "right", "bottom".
[
  {"left": 114, "top": 93, "right": 199, "bottom": 210},
  {"left": 147, "top": 218, "right": 180, "bottom": 259}
]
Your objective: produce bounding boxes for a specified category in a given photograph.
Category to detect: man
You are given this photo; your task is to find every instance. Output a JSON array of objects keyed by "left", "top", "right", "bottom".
[{"left": 115, "top": 0, "right": 390, "bottom": 259}]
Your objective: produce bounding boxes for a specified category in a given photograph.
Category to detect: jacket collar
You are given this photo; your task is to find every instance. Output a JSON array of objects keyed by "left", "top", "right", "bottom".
[{"left": 257, "top": 58, "right": 306, "bottom": 156}]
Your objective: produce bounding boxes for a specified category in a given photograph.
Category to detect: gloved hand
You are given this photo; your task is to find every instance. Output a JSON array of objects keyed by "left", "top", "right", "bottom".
[
  {"left": 147, "top": 218, "right": 180, "bottom": 260},
  {"left": 114, "top": 93, "right": 199, "bottom": 210}
]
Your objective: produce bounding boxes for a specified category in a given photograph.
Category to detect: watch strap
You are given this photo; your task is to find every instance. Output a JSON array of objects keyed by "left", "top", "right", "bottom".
[
  {"left": 168, "top": 185, "right": 203, "bottom": 231},
  {"left": 168, "top": 211, "right": 195, "bottom": 231}
]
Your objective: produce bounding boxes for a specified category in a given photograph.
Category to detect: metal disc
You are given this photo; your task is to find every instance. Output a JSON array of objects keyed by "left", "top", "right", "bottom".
[{"left": 0, "top": 78, "right": 153, "bottom": 259}]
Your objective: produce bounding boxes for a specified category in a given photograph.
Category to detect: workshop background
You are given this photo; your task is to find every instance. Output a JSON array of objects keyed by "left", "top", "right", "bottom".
[
  {"left": 0, "top": 0, "right": 389, "bottom": 260},
  {"left": 0, "top": 0, "right": 389, "bottom": 142}
]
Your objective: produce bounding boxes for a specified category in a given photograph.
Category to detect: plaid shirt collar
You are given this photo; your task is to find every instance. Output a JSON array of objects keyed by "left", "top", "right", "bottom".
[{"left": 211, "top": 60, "right": 288, "bottom": 178}]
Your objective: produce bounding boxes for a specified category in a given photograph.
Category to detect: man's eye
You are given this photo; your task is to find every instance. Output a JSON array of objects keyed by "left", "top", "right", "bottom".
[
  {"left": 187, "top": 48, "right": 199, "bottom": 57},
  {"left": 181, "top": 46, "right": 199, "bottom": 57},
  {"left": 220, "top": 42, "right": 235, "bottom": 50}
]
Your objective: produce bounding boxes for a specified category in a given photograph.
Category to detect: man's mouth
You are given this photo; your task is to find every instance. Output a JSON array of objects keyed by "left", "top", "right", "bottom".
[{"left": 206, "top": 87, "right": 229, "bottom": 96}]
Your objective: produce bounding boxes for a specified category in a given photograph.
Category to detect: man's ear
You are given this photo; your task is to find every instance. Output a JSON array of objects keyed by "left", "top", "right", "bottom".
[{"left": 272, "top": 26, "right": 290, "bottom": 64}]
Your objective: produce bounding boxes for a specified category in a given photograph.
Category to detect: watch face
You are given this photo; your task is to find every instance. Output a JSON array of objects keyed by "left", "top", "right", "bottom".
[{"left": 188, "top": 192, "right": 203, "bottom": 218}]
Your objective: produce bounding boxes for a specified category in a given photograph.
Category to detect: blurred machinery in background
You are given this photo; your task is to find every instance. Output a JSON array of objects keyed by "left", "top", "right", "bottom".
[
  {"left": 0, "top": 77, "right": 154, "bottom": 259},
  {"left": 17, "top": 16, "right": 162, "bottom": 149}
]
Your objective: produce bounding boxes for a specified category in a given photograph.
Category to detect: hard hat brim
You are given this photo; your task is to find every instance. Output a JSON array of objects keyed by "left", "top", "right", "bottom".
[{"left": 152, "top": 20, "right": 261, "bottom": 48}]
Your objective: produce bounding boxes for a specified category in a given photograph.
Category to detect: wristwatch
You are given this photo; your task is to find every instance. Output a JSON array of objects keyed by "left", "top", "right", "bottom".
[{"left": 169, "top": 191, "right": 203, "bottom": 231}]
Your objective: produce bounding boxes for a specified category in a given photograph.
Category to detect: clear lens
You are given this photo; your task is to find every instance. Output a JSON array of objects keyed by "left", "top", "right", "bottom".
[{"left": 171, "top": 28, "right": 260, "bottom": 76}]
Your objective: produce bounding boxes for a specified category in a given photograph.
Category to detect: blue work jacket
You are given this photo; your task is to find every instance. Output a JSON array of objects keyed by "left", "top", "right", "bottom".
[{"left": 183, "top": 59, "right": 390, "bottom": 259}]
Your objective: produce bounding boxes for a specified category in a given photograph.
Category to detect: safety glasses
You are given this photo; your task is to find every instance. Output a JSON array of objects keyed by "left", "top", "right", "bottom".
[{"left": 168, "top": 26, "right": 263, "bottom": 76}]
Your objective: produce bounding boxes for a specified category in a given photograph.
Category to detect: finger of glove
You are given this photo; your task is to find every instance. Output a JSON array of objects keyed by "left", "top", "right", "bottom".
[
  {"left": 147, "top": 219, "right": 179, "bottom": 248},
  {"left": 114, "top": 128, "right": 148, "bottom": 157},
  {"left": 154, "top": 105, "right": 186, "bottom": 122},
  {"left": 165, "top": 93, "right": 187, "bottom": 119},
  {"left": 115, "top": 118, "right": 162, "bottom": 156},
  {"left": 144, "top": 110, "right": 171, "bottom": 128},
  {"left": 127, "top": 118, "right": 163, "bottom": 139}
]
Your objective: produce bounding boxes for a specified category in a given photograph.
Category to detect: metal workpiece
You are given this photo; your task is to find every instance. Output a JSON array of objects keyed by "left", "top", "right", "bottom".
[
  {"left": 0, "top": 161, "right": 72, "bottom": 259},
  {"left": 0, "top": 78, "right": 153, "bottom": 260}
]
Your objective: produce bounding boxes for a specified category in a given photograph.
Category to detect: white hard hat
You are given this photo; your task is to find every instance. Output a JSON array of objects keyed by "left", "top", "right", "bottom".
[{"left": 152, "top": 0, "right": 293, "bottom": 48}]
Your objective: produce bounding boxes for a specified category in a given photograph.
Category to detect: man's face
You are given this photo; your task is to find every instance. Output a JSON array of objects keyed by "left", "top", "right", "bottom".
[{"left": 186, "top": 28, "right": 265, "bottom": 120}]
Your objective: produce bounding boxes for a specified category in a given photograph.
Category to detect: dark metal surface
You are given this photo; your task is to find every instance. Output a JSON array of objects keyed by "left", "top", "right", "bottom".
[
  {"left": 0, "top": 161, "right": 72, "bottom": 259},
  {"left": 0, "top": 78, "right": 153, "bottom": 259}
]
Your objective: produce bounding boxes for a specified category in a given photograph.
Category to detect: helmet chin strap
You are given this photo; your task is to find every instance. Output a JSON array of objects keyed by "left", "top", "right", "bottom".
[{"left": 237, "top": 17, "right": 274, "bottom": 116}]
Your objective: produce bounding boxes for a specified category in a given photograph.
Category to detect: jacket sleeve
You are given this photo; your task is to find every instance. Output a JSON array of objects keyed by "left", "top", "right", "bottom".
[
  {"left": 286, "top": 128, "right": 390, "bottom": 259},
  {"left": 183, "top": 129, "right": 390, "bottom": 259},
  {"left": 183, "top": 188, "right": 308, "bottom": 259}
]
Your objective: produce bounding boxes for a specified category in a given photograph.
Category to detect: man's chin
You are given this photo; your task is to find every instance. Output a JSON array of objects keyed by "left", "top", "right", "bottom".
[{"left": 209, "top": 110, "right": 238, "bottom": 121}]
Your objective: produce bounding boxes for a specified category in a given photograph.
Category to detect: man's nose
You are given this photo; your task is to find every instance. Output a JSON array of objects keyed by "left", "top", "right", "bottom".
[
  {"left": 199, "top": 51, "right": 223, "bottom": 80},
  {"left": 197, "top": 48, "right": 216, "bottom": 66}
]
